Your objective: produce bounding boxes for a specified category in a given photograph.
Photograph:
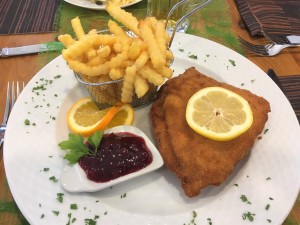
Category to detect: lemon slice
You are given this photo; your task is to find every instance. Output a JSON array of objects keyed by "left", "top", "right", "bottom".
[
  {"left": 186, "top": 87, "right": 253, "bottom": 141},
  {"left": 67, "top": 97, "right": 134, "bottom": 136}
]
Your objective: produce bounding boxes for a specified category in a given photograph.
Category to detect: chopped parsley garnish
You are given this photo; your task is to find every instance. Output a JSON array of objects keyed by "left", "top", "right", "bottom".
[
  {"left": 240, "top": 195, "right": 251, "bottom": 204},
  {"left": 57, "top": 193, "right": 64, "bottom": 203},
  {"left": 234, "top": 183, "right": 239, "bottom": 187},
  {"left": 58, "top": 131, "right": 104, "bottom": 164},
  {"left": 207, "top": 217, "right": 212, "bottom": 225},
  {"left": 229, "top": 59, "right": 236, "bottom": 66},
  {"left": 265, "top": 204, "right": 270, "bottom": 210},
  {"left": 52, "top": 210, "right": 60, "bottom": 216},
  {"left": 121, "top": 193, "right": 127, "bottom": 198},
  {"left": 179, "top": 48, "right": 184, "bottom": 52},
  {"left": 264, "top": 129, "right": 269, "bottom": 134},
  {"left": 32, "top": 84, "right": 46, "bottom": 92},
  {"left": 54, "top": 74, "right": 62, "bottom": 79},
  {"left": 188, "top": 54, "right": 198, "bottom": 59},
  {"left": 41, "top": 214, "right": 45, "bottom": 219},
  {"left": 266, "top": 177, "right": 272, "bottom": 180},
  {"left": 85, "top": 215, "right": 100, "bottom": 225},
  {"left": 24, "top": 119, "right": 30, "bottom": 126},
  {"left": 267, "top": 219, "right": 272, "bottom": 223},
  {"left": 43, "top": 168, "right": 49, "bottom": 172},
  {"left": 70, "top": 204, "right": 78, "bottom": 210},
  {"left": 49, "top": 176, "right": 58, "bottom": 183},
  {"left": 242, "top": 211, "right": 255, "bottom": 221}
]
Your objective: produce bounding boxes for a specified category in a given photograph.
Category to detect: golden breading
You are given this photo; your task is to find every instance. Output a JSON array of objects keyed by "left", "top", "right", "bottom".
[{"left": 150, "top": 67, "right": 271, "bottom": 197}]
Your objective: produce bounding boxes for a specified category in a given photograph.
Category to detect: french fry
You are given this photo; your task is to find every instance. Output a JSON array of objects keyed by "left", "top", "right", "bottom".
[
  {"left": 160, "top": 66, "right": 173, "bottom": 79},
  {"left": 138, "top": 20, "right": 165, "bottom": 69},
  {"left": 134, "top": 51, "right": 149, "bottom": 70},
  {"left": 134, "top": 74, "right": 149, "bottom": 98},
  {"left": 109, "top": 68, "right": 125, "bottom": 80},
  {"left": 71, "top": 17, "right": 85, "bottom": 40},
  {"left": 57, "top": 34, "right": 76, "bottom": 48},
  {"left": 68, "top": 60, "right": 110, "bottom": 76},
  {"left": 97, "top": 45, "right": 111, "bottom": 58},
  {"left": 121, "top": 66, "right": 136, "bottom": 103},
  {"left": 106, "top": 2, "right": 140, "bottom": 36},
  {"left": 88, "top": 29, "right": 97, "bottom": 35},
  {"left": 127, "top": 41, "right": 141, "bottom": 61},
  {"left": 108, "top": 20, "right": 130, "bottom": 41},
  {"left": 62, "top": 34, "right": 116, "bottom": 60},
  {"left": 138, "top": 64, "right": 165, "bottom": 86}
]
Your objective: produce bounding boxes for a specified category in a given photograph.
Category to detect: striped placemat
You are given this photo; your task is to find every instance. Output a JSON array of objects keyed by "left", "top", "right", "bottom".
[
  {"left": 234, "top": 0, "right": 300, "bottom": 37},
  {"left": 0, "top": 0, "right": 60, "bottom": 35},
  {"left": 278, "top": 75, "right": 300, "bottom": 122}
]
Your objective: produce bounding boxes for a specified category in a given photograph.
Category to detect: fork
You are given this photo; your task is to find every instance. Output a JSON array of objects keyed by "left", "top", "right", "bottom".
[
  {"left": 238, "top": 36, "right": 300, "bottom": 56},
  {"left": 0, "top": 81, "right": 24, "bottom": 148}
]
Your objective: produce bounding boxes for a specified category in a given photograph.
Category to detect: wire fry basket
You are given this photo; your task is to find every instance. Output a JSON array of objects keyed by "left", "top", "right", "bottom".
[
  {"left": 74, "top": 72, "right": 158, "bottom": 109},
  {"left": 72, "top": 0, "right": 212, "bottom": 109}
]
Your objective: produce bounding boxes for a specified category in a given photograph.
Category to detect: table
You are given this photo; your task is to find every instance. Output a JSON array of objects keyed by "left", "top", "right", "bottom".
[{"left": 0, "top": 0, "right": 299, "bottom": 224}]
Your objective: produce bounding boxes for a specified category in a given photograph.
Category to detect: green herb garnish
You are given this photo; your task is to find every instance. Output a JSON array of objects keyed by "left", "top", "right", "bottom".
[
  {"left": 242, "top": 211, "right": 255, "bottom": 221},
  {"left": 188, "top": 54, "right": 198, "bottom": 59},
  {"left": 58, "top": 131, "right": 104, "bottom": 164},
  {"left": 49, "top": 176, "right": 58, "bottom": 183},
  {"left": 240, "top": 195, "right": 251, "bottom": 204},
  {"left": 229, "top": 59, "right": 236, "bottom": 66},
  {"left": 56, "top": 193, "right": 64, "bottom": 203},
  {"left": 52, "top": 210, "right": 60, "bottom": 216},
  {"left": 70, "top": 204, "right": 78, "bottom": 210},
  {"left": 24, "top": 119, "right": 30, "bottom": 126}
]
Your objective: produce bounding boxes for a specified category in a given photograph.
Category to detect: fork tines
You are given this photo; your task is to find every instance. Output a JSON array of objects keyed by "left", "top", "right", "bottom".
[{"left": 238, "top": 36, "right": 270, "bottom": 55}]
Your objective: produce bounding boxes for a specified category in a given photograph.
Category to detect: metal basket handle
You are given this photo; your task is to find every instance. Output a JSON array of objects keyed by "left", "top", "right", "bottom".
[{"left": 167, "top": 0, "right": 213, "bottom": 48}]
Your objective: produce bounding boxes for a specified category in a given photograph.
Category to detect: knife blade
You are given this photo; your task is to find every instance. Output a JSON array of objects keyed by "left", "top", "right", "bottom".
[
  {"left": 286, "top": 35, "right": 300, "bottom": 45},
  {"left": 0, "top": 42, "right": 63, "bottom": 58}
]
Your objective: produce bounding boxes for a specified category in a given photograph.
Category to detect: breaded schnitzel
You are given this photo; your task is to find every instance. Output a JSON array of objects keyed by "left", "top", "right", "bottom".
[{"left": 150, "top": 67, "right": 271, "bottom": 197}]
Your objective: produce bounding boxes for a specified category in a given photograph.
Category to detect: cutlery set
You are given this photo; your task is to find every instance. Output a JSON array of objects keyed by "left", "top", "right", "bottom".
[
  {"left": 0, "top": 34, "right": 299, "bottom": 58},
  {"left": 238, "top": 35, "right": 300, "bottom": 56}
]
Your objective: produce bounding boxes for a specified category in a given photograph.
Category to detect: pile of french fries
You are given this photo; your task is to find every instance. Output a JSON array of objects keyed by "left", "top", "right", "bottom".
[{"left": 58, "top": 2, "right": 173, "bottom": 103}]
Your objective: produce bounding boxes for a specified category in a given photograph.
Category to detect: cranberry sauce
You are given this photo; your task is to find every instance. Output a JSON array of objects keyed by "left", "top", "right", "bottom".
[{"left": 78, "top": 132, "right": 153, "bottom": 183}]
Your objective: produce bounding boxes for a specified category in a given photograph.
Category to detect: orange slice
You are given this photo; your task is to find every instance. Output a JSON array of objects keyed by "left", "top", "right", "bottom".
[{"left": 67, "top": 97, "right": 134, "bottom": 136}]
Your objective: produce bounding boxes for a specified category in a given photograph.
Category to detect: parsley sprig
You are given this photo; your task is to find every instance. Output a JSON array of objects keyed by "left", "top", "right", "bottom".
[{"left": 58, "top": 131, "right": 104, "bottom": 164}]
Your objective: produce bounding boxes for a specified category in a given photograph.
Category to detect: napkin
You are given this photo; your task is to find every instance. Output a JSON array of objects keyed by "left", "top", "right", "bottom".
[
  {"left": 0, "top": 0, "right": 60, "bottom": 35},
  {"left": 278, "top": 75, "right": 300, "bottom": 122},
  {"left": 234, "top": 0, "right": 300, "bottom": 37}
]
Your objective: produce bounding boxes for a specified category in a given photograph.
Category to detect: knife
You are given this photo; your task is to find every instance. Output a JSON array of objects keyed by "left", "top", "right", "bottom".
[
  {"left": 286, "top": 35, "right": 300, "bottom": 44},
  {"left": 267, "top": 69, "right": 284, "bottom": 91},
  {"left": 0, "top": 42, "right": 64, "bottom": 58}
]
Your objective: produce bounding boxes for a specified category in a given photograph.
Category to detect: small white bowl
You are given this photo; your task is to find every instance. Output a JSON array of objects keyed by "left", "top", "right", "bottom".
[{"left": 60, "top": 125, "right": 164, "bottom": 193}]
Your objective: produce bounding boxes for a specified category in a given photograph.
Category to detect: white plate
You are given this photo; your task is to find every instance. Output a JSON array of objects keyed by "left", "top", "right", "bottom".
[
  {"left": 60, "top": 125, "right": 164, "bottom": 192},
  {"left": 4, "top": 33, "right": 300, "bottom": 225},
  {"left": 64, "top": 0, "right": 142, "bottom": 10}
]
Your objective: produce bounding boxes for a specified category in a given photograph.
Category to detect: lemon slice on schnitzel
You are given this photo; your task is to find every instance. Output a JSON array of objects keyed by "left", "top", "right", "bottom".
[
  {"left": 186, "top": 87, "right": 253, "bottom": 141},
  {"left": 67, "top": 97, "right": 134, "bottom": 136}
]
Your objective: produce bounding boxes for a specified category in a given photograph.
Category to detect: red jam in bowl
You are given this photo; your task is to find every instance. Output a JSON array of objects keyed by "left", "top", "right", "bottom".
[{"left": 78, "top": 132, "right": 153, "bottom": 183}]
